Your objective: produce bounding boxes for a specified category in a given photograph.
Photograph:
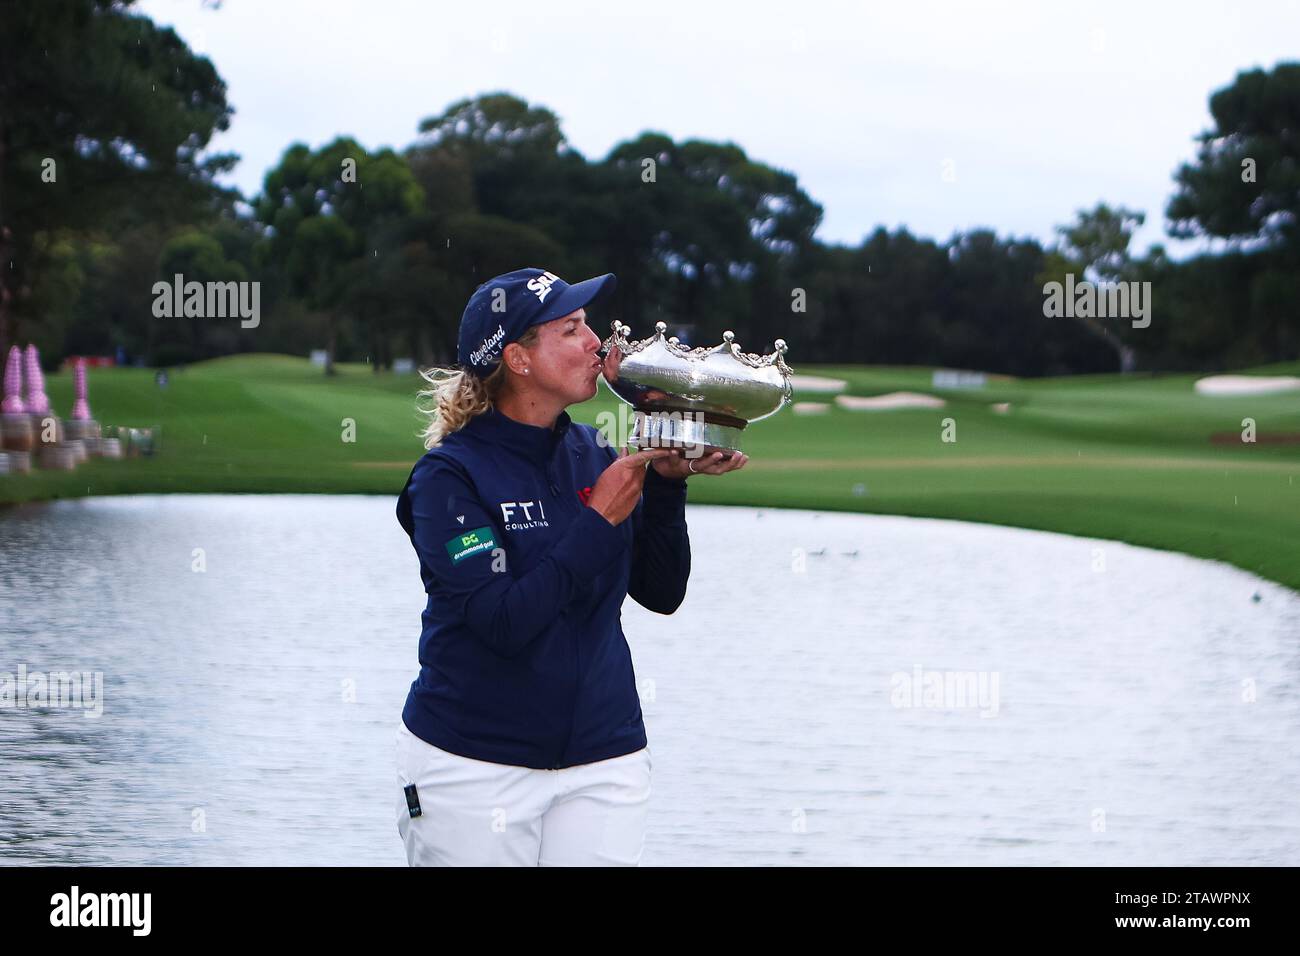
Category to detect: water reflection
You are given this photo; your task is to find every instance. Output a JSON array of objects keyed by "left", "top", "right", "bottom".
[{"left": 1, "top": 495, "right": 1297, "bottom": 865}]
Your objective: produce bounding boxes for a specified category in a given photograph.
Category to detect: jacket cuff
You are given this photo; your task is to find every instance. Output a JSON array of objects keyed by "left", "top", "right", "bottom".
[{"left": 644, "top": 465, "right": 688, "bottom": 493}]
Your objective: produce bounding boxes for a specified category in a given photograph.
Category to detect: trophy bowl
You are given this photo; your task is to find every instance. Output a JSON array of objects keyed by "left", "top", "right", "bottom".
[{"left": 599, "top": 321, "right": 794, "bottom": 458}]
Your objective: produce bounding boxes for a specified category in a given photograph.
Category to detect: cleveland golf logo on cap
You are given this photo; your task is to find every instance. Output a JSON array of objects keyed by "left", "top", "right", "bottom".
[
  {"left": 470, "top": 324, "right": 506, "bottom": 366},
  {"left": 526, "top": 271, "right": 561, "bottom": 303}
]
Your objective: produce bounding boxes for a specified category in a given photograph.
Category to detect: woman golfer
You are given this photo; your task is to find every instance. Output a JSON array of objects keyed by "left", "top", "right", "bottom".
[{"left": 394, "top": 267, "right": 746, "bottom": 866}]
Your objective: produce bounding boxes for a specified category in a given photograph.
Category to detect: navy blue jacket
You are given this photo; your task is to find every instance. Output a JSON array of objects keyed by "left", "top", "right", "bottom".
[{"left": 396, "top": 406, "right": 690, "bottom": 769}]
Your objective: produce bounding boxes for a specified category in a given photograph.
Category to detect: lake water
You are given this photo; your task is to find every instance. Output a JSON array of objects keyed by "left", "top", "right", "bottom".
[{"left": 1, "top": 494, "right": 1297, "bottom": 865}]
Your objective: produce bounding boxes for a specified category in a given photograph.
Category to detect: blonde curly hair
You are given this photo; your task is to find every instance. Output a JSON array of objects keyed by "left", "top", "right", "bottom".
[{"left": 415, "top": 325, "right": 540, "bottom": 449}]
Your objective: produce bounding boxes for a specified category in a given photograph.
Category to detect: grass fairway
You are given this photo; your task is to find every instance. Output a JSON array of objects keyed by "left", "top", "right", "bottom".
[{"left": 4, "top": 353, "right": 1299, "bottom": 592}]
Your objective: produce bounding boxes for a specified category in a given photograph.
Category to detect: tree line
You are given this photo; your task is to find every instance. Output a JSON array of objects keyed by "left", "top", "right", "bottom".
[{"left": 2, "top": 0, "right": 1297, "bottom": 377}]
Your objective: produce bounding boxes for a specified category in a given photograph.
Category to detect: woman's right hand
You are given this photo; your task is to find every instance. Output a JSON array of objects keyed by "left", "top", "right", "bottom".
[{"left": 587, "top": 447, "right": 675, "bottom": 526}]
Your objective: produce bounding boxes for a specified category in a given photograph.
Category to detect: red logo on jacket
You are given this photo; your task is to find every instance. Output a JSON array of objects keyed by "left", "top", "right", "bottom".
[{"left": 577, "top": 485, "right": 593, "bottom": 506}]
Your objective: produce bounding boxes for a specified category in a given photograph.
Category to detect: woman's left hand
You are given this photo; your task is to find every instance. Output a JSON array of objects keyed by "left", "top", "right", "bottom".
[{"left": 651, "top": 448, "right": 748, "bottom": 480}]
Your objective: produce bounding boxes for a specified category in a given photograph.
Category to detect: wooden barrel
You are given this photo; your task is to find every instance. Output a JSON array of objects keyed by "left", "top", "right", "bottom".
[
  {"left": 3, "top": 450, "right": 32, "bottom": 473},
  {"left": 36, "top": 444, "right": 78, "bottom": 471},
  {"left": 64, "top": 418, "right": 100, "bottom": 441},
  {"left": 1, "top": 413, "right": 34, "bottom": 452}
]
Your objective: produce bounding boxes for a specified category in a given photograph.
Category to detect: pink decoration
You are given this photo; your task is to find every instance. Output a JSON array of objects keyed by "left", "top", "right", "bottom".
[
  {"left": 1, "top": 346, "right": 25, "bottom": 414},
  {"left": 23, "top": 344, "right": 51, "bottom": 415},
  {"left": 71, "top": 357, "right": 92, "bottom": 420}
]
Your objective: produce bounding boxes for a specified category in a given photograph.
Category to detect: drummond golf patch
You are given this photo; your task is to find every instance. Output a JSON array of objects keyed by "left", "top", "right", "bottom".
[{"left": 445, "top": 526, "right": 496, "bottom": 564}]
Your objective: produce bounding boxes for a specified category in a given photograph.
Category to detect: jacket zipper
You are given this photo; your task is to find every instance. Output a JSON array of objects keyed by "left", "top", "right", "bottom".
[{"left": 549, "top": 441, "right": 577, "bottom": 769}]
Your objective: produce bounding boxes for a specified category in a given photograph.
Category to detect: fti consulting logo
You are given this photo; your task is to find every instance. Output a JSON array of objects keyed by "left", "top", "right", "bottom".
[{"left": 500, "top": 500, "right": 549, "bottom": 531}]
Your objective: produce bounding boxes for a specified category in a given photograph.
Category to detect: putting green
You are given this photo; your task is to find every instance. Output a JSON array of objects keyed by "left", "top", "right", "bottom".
[{"left": 3, "top": 353, "right": 1297, "bottom": 592}]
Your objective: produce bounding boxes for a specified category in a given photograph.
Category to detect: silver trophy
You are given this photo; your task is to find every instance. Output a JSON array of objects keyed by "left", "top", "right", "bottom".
[{"left": 599, "top": 321, "right": 793, "bottom": 457}]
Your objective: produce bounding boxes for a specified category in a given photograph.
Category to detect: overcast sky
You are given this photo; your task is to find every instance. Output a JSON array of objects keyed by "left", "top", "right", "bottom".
[{"left": 139, "top": 0, "right": 1299, "bottom": 257}]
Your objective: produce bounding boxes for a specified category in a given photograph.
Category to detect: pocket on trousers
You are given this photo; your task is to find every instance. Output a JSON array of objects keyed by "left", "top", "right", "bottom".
[
  {"left": 396, "top": 723, "right": 437, "bottom": 824},
  {"left": 396, "top": 721, "right": 416, "bottom": 783}
]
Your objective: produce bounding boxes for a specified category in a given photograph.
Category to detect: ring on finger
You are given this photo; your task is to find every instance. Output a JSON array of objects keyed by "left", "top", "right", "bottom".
[{"left": 688, "top": 458, "right": 698, "bottom": 473}]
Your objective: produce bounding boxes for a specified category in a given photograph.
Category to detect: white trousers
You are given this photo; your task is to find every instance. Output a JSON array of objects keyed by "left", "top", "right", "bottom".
[{"left": 395, "top": 719, "right": 652, "bottom": 866}]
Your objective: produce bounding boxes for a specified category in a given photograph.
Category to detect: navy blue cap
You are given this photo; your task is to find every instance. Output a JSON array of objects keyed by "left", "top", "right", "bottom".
[{"left": 457, "top": 267, "right": 618, "bottom": 377}]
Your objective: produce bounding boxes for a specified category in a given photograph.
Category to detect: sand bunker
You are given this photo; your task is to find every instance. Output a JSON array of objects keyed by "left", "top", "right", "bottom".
[
  {"left": 790, "top": 374, "right": 848, "bottom": 394},
  {"left": 835, "top": 392, "right": 947, "bottom": 411},
  {"left": 1194, "top": 375, "right": 1300, "bottom": 396},
  {"left": 793, "top": 402, "right": 831, "bottom": 415}
]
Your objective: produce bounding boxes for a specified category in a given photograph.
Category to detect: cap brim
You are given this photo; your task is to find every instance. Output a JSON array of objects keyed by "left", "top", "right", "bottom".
[{"left": 533, "top": 273, "right": 618, "bottom": 327}]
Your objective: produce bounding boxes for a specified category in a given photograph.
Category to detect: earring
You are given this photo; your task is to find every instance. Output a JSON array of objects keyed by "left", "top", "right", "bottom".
[{"left": 523, "top": 368, "right": 530, "bottom": 375}]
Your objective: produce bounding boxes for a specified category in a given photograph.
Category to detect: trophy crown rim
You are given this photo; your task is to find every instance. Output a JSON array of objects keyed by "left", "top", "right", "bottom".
[{"left": 603, "top": 321, "right": 794, "bottom": 377}]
